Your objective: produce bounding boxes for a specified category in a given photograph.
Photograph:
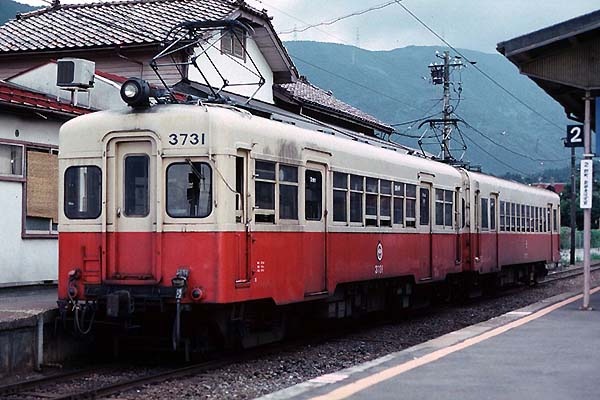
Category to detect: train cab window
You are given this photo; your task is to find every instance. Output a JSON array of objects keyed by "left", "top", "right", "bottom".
[
  {"left": 279, "top": 165, "right": 298, "bottom": 220},
  {"left": 406, "top": 184, "right": 417, "bottom": 227},
  {"left": 553, "top": 208, "right": 558, "bottom": 232},
  {"left": 419, "top": 187, "right": 430, "bottom": 226},
  {"left": 333, "top": 172, "right": 348, "bottom": 223},
  {"left": 393, "top": 182, "right": 404, "bottom": 226},
  {"left": 490, "top": 198, "right": 496, "bottom": 230},
  {"left": 365, "top": 178, "right": 378, "bottom": 227},
  {"left": 305, "top": 170, "right": 322, "bottom": 221},
  {"left": 350, "top": 175, "right": 363, "bottom": 223},
  {"left": 499, "top": 201, "right": 505, "bottom": 231},
  {"left": 481, "top": 198, "right": 489, "bottom": 230},
  {"left": 255, "top": 160, "right": 276, "bottom": 223},
  {"left": 124, "top": 155, "right": 149, "bottom": 217},
  {"left": 166, "top": 162, "right": 212, "bottom": 218},
  {"left": 64, "top": 166, "right": 102, "bottom": 219},
  {"left": 380, "top": 180, "right": 392, "bottom": 227}
]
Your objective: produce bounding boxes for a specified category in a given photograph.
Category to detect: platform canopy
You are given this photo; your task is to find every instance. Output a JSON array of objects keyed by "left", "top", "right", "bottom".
[{"left": 497, "top": 10, "right": 600, "bottom": 126}]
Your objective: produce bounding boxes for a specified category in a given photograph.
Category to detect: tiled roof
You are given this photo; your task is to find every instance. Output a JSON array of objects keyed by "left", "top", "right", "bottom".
[
  {"left": 0, "top": 0, "right": 257, "bottom": 53},
  {"left": 0, "top": 81, "right": 92, "bottom": 116},
  {"left": 275, "top": 79, "right": 393, "bottom": 133}
]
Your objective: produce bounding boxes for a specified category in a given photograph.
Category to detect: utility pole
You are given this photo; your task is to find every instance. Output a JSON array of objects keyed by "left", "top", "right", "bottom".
[
  {"left": 570, "top": 146, "right": 576, "bottom": 266},
  {"left": 441, "top": 51, "right": 452, "bottom": 161},
  {"left": 426, "top": 51, "right": 466, "bottom": 162}
]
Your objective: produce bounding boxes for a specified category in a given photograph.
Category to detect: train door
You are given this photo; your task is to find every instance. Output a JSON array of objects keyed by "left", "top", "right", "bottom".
[
  {"left": 547, "top": 204, "right": 553, "bottom": 260},
  {"left": 474, "top": 190, "right": 481, "bottom": 265},
  {"left": 304, "top": 162, "right": 327, "bottom": 295},
  {"left": 235, "top": 151, "right": 250, "bottom": 284},
  {"left": 454, "top": 188, "right": 461, "bottom": 264},
  {"left": 419, "top": 183, "right": 433, "bottom": 279},
  {"left": 490, "top": 194, "right": 499, "bottom": 271},
  {"left": 106, "top": 139, "right": 157, "bottom": 282}
]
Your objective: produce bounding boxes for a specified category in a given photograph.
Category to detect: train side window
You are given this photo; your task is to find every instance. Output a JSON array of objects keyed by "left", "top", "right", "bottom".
[
  {"left": 64, "top": 166, "right": 102, "bottom": 219},
  {"left": 365, "top": 177, "right": 378, "bottom": 227},
  {"left": 461, "top": 198, "right": 466, "bottom": 228},
  {"left": 255, "top": 160, "right": 275, "bottom": 223},
  {"left": 525, "top": 205, "right": 530, "bottom": 232},
  {"left": 166, "top": 162, "right": 212, "bottom": 218},
  {"left": 435, "top": 189, "right": 454, "bottom": 227},
  {"left": 380, "top": 180, "right": 392, "bottom": 227},
  {"left": 124, "top": 155, "right": 149, "bottom": 217},
  {"left": 406, "top": 184, "right": 417, "bottom": 227},
  {"left": 350, "top": 175, "right": 363, "bottom": 223},
  {"left": 520, "top": 205, "right": 525, "bottom": 232},
  {"left": 545, "top": 207, "right": 550, "bottom": 232},
  {"left": 516, "top": 203, "right": 521, "bottom": 232},
  {"left": 419, "top": 187, "right": 430, "bottom": 226},
  {"left": 279, "top": 165, "right": 298, "bottom": 220},
  {"left": 553, "top": 208, "right": 558, "bottom": 232},
  {"left": 305, "top": 170, "right": 322, "bottom": 221},
  {"left": 393, "top": 182, "right": 404, "bottom": 226},
  {"left": 534, "top": 207, "right": 538, "bottom": 232},
  {"left": 235, "top": 156, "right": 244, "bottom": 222},
  {"left": 500, "top": 201, "right": 505, "bottom": 231},
  {"left": 490, "top": 198, "right": 496, "bottom": 230},
  {"left": 333, "top": 172, "right": 348, "bottom": 223},
  {"left": 481, "top": 198, "right": 489, "bottom": 230},
  {"left": 511, "top": 203, "right": 516, "bottom": 232}
]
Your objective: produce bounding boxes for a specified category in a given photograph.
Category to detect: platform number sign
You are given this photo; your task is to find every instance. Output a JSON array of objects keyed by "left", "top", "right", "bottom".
[{"left": 565, "top": 125, "right": 584, "bottom": 148}]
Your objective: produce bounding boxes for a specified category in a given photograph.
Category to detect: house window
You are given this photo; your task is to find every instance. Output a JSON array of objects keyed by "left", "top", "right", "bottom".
[
  {"left": 221, "top": 28, "right": 246, "bottom": 60},
  {"left": 0, "top": 143, "right": 23, "bottom": 177},
  {"left": 25, "top": 148, "right": 58, "bottom": 236}
]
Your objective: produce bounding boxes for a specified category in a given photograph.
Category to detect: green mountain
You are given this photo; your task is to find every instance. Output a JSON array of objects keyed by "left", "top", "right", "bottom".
[
  {"left": 0, "top": 1, "right": 38, "bottom": 24},
  {"left": 284, "top": 41, "right": 570, "bottom": 176}
]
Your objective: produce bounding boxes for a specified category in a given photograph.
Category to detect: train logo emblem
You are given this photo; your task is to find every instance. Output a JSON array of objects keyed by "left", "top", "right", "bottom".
[{"left": 376, "top": 241, "right": 383, "bottom": 262}]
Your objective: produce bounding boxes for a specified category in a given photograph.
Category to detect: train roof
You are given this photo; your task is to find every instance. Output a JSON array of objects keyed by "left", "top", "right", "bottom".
[{"left": 466, "top": 170, "right": 559, "bottom": 202}]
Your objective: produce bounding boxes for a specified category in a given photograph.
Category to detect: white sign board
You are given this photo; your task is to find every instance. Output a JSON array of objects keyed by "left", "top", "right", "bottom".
[{"left": 580, "top": 160, "right": 593, "bottom": 209}]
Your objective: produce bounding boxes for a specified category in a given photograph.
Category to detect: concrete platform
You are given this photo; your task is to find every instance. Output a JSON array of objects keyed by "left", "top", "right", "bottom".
[
  {"left": 0, "top": 286, "right": 60, "bottom": 379},
  {"left": 262, "top": 288, "right": 600, "bottom": 400}
]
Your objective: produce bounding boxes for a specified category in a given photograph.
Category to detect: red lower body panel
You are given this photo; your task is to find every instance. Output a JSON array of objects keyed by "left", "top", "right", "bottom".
[{"left": 58, "top": 231, "right": 560, "bottom": 305}]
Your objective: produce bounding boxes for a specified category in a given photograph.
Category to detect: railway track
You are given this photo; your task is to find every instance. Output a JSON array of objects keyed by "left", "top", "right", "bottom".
[{"left": 3, "top": 264, "right": 597, "bottom": 400}]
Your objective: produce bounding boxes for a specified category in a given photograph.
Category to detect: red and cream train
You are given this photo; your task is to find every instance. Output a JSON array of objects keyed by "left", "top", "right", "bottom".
[{"left": 58, "top": 80, "right": 560, "bottom": 347}]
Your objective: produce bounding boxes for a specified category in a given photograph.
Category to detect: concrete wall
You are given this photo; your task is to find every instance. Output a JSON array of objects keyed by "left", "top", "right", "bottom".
[{"left": 0, "top": 114, "right": 62, "bottom": 286}]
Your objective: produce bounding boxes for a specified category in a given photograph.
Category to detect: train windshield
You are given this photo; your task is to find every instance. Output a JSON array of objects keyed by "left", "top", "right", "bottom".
[
  {"left": 64, "top": 166, "right": 102, "bottom": 219},
  {"left": 166, "top": 161, "right": 212, "bottom": 218}
]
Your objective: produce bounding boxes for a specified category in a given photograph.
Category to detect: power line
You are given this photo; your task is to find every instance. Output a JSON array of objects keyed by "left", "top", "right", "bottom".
[
  {"left": 458, "top": 127, "right": 529, "bottom": 175},
  {"left": 278, "top": 1, "right": 398, "bottom": 34},
  {"left": 290, "top": 54, "right": 420, "bottom": 111},
  {"left": 457, "top": 113, "right": 564, "bottom": 162},
  {"left": 392, "top": 0, "right": 565, "bottom": 133}
]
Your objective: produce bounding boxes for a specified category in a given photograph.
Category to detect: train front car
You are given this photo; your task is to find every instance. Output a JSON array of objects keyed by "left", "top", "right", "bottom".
[{"left": 57, "top": 99, "right": 236, "bottom": 348}]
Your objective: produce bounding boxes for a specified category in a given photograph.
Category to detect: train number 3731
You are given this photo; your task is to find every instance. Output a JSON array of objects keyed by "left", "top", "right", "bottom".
[{"left": 168, "top": 133, "right": 205, "bottom": 146}]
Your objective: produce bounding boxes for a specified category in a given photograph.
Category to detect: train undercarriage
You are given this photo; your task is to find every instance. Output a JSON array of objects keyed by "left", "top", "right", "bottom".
[{"left": 58, "top": 261, "right": 551, "bottom": 357}]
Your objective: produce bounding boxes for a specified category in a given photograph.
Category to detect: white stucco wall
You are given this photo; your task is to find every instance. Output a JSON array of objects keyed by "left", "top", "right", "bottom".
[
  {"left": 0, "top": 181, "right": 58, "bottom": 285},
  {"left": 191, "top": 35, "right": 275, "bottom": 103},
  {"left": 0, "top": 114, "right": 63, "bottom": 286}
]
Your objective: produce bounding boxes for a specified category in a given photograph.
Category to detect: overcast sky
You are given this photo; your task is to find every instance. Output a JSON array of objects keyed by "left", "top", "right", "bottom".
[{"left": 16, "top": 0, "right": 599, "bottom": 53}]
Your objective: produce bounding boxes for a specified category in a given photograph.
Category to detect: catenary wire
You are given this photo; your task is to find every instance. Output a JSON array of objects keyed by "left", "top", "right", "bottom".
[{"left": 392, "top": 0, "right": 565, "bottom": 133}]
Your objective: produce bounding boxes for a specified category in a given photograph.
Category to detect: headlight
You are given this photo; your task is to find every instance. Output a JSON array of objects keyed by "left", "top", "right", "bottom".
[{"left": 120, "top": 78, "right": 151, "bottom": 108}]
